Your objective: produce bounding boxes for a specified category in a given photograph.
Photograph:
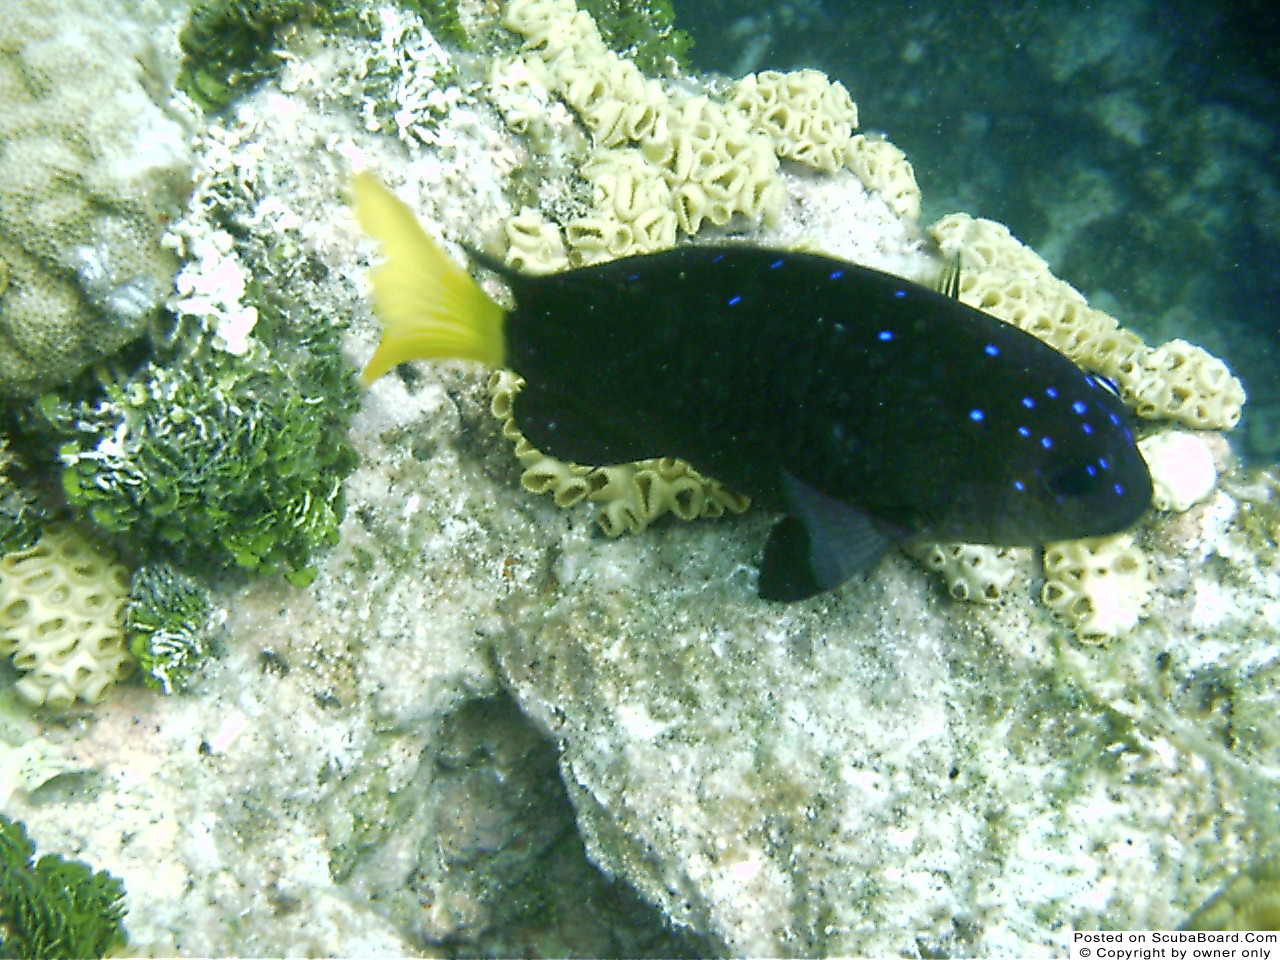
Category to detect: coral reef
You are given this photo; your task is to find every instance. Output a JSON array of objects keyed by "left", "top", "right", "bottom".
[
  {"left": 730, "top": 69, "right": 859, "bottom": 174},
  {"left": 489, "top": 370, "right": 750, "bottom": 535},
  {"left": 0, "top": 1, "right": 1272, "bottom": 957},
  {"left": 0, "top": 525, "right": 134, "bottom": 709},
  {"left": 843, "top": 133, "right": 923, "bottom": 223},
  {"left": 44, "top": 338, "right": 359, "bottom": 587},
  {"left": 0, "top": 0, "right": 191, "bottom": 398},
  {"left": 500, "top": 0, "right": 788, "bottom": 252},
  {"left": 178, "top": 0, "right": 367, "bottom": 111},
  {"left": 358, "top": 6, "right": 464, "bottom": 148}
]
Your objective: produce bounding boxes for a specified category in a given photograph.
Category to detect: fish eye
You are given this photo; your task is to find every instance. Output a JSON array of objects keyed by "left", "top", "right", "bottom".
[{"left": 1047, "top": 460, "right": 1105, "bottom": 499}]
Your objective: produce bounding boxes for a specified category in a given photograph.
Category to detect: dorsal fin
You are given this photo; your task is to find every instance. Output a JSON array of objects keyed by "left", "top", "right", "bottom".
[{"left": 936, "top": 255, "right": 963, "bottom": 300}]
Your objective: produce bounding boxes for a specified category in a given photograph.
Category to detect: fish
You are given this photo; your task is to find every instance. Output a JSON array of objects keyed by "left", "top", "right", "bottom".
[{"left": 352, "top": 172, "right": 1153, "bottom": 602}]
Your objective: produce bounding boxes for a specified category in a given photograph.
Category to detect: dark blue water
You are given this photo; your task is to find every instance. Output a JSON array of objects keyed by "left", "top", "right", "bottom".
[{"left": 675, "top": 0, "right": 1280, "bottom": 462}]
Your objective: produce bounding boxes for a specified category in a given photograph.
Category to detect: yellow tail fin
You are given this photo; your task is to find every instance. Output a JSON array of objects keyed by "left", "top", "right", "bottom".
[{"left": 351, "top": 171, "right": 507, "bottom": 386}]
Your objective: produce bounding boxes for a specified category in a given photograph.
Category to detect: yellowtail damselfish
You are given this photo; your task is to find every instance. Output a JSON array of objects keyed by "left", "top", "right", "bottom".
[{"left": 352, "top": 172, "right": 1152, "bottom": 602}]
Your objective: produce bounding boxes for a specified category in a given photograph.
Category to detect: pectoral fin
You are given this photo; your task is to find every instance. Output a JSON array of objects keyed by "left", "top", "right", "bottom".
[{"left": 757, "top": 471, "right": 894, "bottom": 602}]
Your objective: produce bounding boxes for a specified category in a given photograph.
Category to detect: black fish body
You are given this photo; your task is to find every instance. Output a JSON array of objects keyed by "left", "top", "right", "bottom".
[{"left": 354, "top": 174, "right": 1152, "bottom": 601}]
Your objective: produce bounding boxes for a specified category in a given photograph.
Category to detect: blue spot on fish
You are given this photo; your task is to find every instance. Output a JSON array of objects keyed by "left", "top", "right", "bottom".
[
  {"left": 984, "top": 344, "right": 1000, "bottom": 357},
  {"left": 1046, "top": 387, "right": 1058, "bottom": 399},
  {"left": 728, "top": 295, "right": 742, "bottom": 307},
  {"left": 1041, "top": 437, "right": 1053, "bottom": 449},
  {"left": 1018, "top": 426, "right": 1031, "bottom": 438},
  {"left": 1022, "top": 397, "right": 1036, "bottom": 409},
  {"left": 1072, "top": 401, "right": 1087, "bottom": 415},
  {"left": 770, "top": 258, "right": 785, "bottom": 269},
  {"left": 830, "top": 269, "right": 844, "bottom": 281},
  {"left": 1014, "top": 480, "right": 1026, "bottom": 492},
  {"left": 711, "top": 253, "right": 725, "bottom": 264},
  {"left": 878, "top": 330, "right": 894, "bottom": 341},
  {"left": 969, "top": 409, "right": 985, "bottom": 422},
  {"left": 1081, "top": 423, "right": 1094, "bottom": 435},
  {"left": 893, "top": 289, "right": 906, "bottom": 298}
]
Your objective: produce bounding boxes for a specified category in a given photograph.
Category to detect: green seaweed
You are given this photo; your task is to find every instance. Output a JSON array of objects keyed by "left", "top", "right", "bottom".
[
  {"left": 0, "top": 436, "right": 44, "bottom": 555},
  {"left": 577, "top": 0, "right": 692, "bottom": 74},
  {"left": 401, "top": 0, "right": 472, "bottom": 49},
  {"left": 126, "top": 564, "right": 219, "bottom": 694},
  {"left": 0, "top": 813, "right": 127, "bottom": 960},
  {"left": 36, "top": 283, "right": 361, "bottom": 587},
  {"left": 178, "top": 0, "right": 369, "bottom": 111}
]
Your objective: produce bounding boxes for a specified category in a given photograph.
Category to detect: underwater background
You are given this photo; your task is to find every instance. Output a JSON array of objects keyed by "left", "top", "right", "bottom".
[
  {"left": 1, "top": 0, "right": 1278, "bottom": 957},
  {"left": 677, "top": 0, "right": 1280, "bottom": 464}
]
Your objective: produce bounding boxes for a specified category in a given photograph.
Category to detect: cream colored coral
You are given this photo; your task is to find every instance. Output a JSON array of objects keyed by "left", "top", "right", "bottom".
[
  {"left": 1041, "top": 534, "right": 1150, "bottom": 639},
  {"left": 567, "top": 149, "right": 678, "bottom": 262},
  {"left": 656, "top": 97, "right": 784, "bottom": 235},
  {"left": 591, "top": 459, "right": 750, "bottom": 537},
  {"left": 505, "top": 0, "right": 665, "bottom": 149},
  {"left": 510, "top": 430, "right": 596, "bottom": 508},
  {"left": 502, "top": 0, "right": 787, "bottom": 253},
  {"left": 928, "top": 214, "right": 1246, "bottom": 431},
  {"left": 731, "top": 69, "right": 859, "bottom": 174},
  {"left": 488, "top": 371, "right": 749, "bottom": 534},
  {"left": 503, "top": 0, "right": 588, "bottom": 63},
  {"left": 562, "top": 56, "right": 667, "bottom": 148},
  {"left": 504, "top": 207, "right": 570, "bottom": 273},
  {"left": 488, "top": 56, "right": 563, "bottom": 140},
  {"left": 1126, "top": 339, "right": 1245, "bottom": 430},
  {"left": 908, "top": 543, "right": 1020, "bottom": 604},
  {"left": 0, "top": 525, "right": 134, "bottom": 708},
  {"left": 1138, "top": 430, "right": 1218, "bottom": 512},
  {"left": 844, "top": 135, "right": 922, "bottom": 222}
]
